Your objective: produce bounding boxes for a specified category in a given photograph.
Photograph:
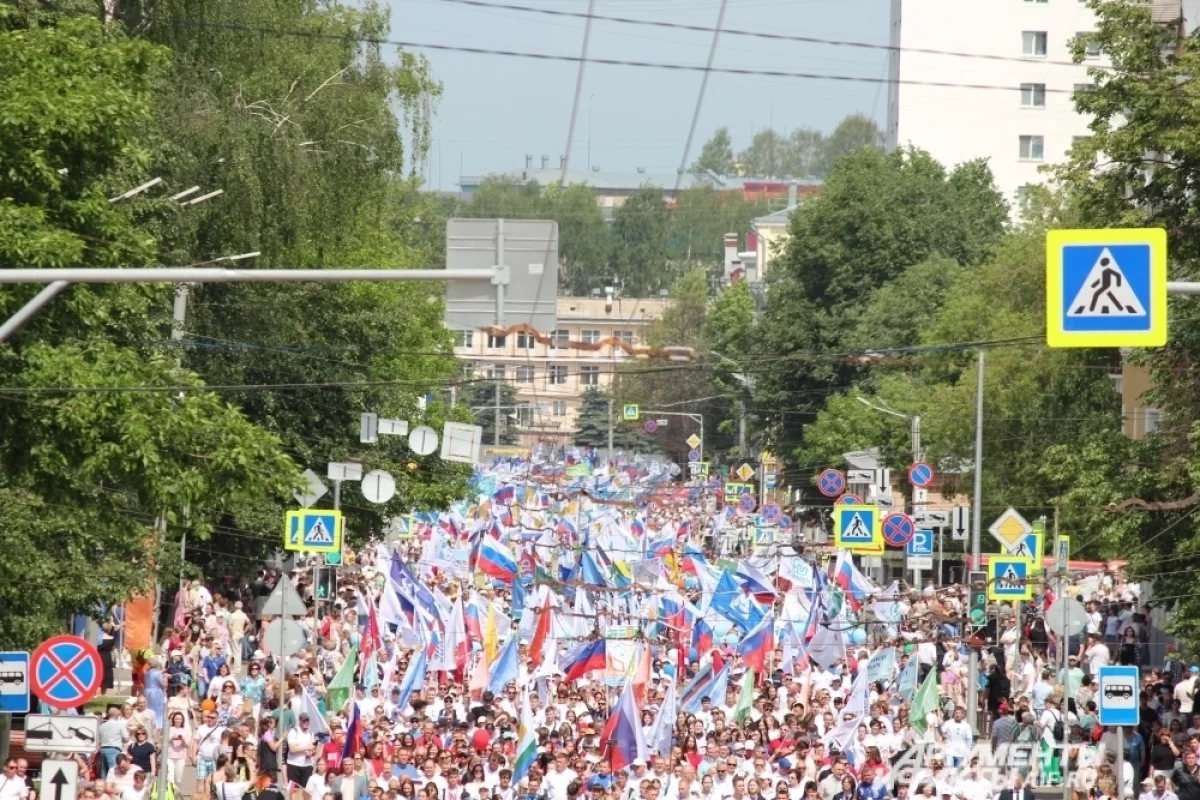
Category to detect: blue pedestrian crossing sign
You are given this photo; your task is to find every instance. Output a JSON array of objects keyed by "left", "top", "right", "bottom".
[
  {"left": 284, "top": 509, "right": 343, "bottom": 553},
  {"left": 833, "top": 504, "right": 882, "bottom": 552},
  {"left": 987, "top": 556, "right": 1033, "bottom": 601},
  {"left": 1046, "top": 228, "right": 1167, "bottom": 348}
]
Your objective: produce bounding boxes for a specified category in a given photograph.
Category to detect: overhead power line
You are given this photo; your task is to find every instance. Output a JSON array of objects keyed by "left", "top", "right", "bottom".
[
  {"left": 176, "top": 20, "right": 1084, "bottom": 95},
  {"left": 432, "top": 0, "right": 1100, "bottom": 71}
]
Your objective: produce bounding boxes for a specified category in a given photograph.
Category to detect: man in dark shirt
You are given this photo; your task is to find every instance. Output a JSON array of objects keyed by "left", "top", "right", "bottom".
[{"left": 1170, "top": 749, "right": 1200, "bottom": 800}]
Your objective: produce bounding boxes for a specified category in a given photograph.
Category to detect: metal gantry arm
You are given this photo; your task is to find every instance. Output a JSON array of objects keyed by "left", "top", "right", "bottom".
[
  {"left": 0, "top": 266, "right": 508, "bottom": 345},
  {"left": 639, "top": 409, "right": 704, "bottom": 462}
]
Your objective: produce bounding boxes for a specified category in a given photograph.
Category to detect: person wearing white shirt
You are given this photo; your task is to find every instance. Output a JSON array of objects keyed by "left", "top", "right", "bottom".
[
  {"left": 940, "top": 707, "right": 974, "bottom": 768},
  {"left": 1086, "top": 635, "right": 1111, "bottom": 677},
  {"left": 120, "top": 771, "right": 150, "bottom": 800},
  {"left": 953, "top": 760, "right": 992, "bottom": 800},
  {"left": 285, "top": 714, "right": 317, "bottom": 789},
  {"left": 0, "top": 761, "right": 28, "bottom": 800},
  {"left": 543, "top": 754, "right": 579, "bottom": 800}
]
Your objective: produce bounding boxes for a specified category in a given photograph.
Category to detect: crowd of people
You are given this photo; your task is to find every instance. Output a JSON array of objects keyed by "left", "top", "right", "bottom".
[{"left": 7, "top": 459, "right": 1196, "bottom": 800}]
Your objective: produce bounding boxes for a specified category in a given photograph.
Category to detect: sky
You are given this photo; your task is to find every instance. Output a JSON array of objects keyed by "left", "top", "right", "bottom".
[{"left": 384, "top": 0, "right": 893, "bottom": 191}]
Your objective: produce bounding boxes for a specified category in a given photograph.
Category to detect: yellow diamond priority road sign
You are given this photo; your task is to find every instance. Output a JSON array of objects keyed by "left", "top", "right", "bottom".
[
  {"left": 736, "top": 463, "right": 755, "bottom": 482},
  {"left": 988, "top": 507, "right": 1032, "bottom": 551},
  {"left": 686, "top": 434, "right": 701, "bottom": 449}
]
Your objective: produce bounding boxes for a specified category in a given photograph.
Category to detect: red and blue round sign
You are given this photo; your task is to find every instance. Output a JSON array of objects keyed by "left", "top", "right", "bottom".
[
  {"left": 738, "top": 493, "right": 757, "bottom": 513},
  {"left": 817, "top": 469, "right": 846, "bottom": 497},
  {"left": 761, "top": 502, "right": 782, "bottom": 523},
  {"left": 31, "top": 634, "right": 102, "bottom": 710},
  {"left": 882, "top": 512, "right": 916, "bottom": 547},
  {"left": 908, "top": 461, "right": 936, "bottom": 488},
  {"left": 835, "top": 494, "right": 862, "bottom": 506}
]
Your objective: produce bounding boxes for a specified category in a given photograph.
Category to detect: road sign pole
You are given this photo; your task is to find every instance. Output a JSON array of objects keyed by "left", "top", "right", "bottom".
[{"left": 968, "top": 348, "right": 985, "bottom": 732}]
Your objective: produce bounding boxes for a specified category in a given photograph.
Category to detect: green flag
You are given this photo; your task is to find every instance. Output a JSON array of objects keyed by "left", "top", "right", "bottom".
[
  {"left": 327, "top": 645, "right": 359, "bottom": 715},
  {"left": 909, "top": 666, "right": 939, "bottom": 735},
  {"left": 734, "top": 669, "right": 756, "bottom": 724}
]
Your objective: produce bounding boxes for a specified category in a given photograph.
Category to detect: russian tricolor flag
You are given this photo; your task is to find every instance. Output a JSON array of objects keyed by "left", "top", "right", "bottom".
[
  {"left": 833, "top": 551, "right": 872, "bottom": 610},
  {"left": 559, "top": 639, "right": 606, "bottom": 681},
  {"left": 599, "top": 680, "right": 646, "bottom": 770},
  {"left": 647, "top": 536, "right": 675, "bottom": 558},
  {"left": 691, "top": 618, "right": 714, "bottom": 656},
  {"left": 478, "top": 538, "right": 518, "bottom": 583},
  {"left": 737, "top": 614, "right": 775, "bottom": 673},
  {"left": 493, "top": 484, "right": 516, "bottom": 504}
]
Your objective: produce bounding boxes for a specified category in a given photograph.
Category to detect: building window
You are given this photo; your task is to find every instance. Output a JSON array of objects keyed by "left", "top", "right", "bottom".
[
  {"left": 1022, "top": 31, "right": 1048, "bottom": 57},
  {"left": 614, "top": 330, "right": 635, "bottom": 347},
  {"left": 1078, "top": 32, "right": 1101, "bottom": 59},
  {"left": 487, "top": 333, "right": 507, "bottom": 349},
  {"left": 1020, "top": 83, "right": 1046, "bottom": 108},
  {"left": 1019, "top": 135, "right": 1045, "bottom": 161},
  {"left": 1074, "top": 83, "right": 1092, "bottom": 94},
  {"left": 547, "top": 365, "right": 568, "bottom": 385},
  {"left": 515, "top": 405, "right": 536, "bottom": 427},
  {"left": 1015, "top": 184, "right": 1033, "bottom": 208},
  {"left": 549, "top": 330, "right": 570, "bottom": 349},
  {"left": 1072, "top": 135, "right": 1093, "bottom": 146},
  {"left": 486, "top": 364, "right": 506, "bottom": 380},
  {"left": 455, "top": 330, "right": 474, "bottom": 348},
  {"left": 581, "top": 329, "right": 601, "bottom": 345},
  {"left": 1145, "top": 409, "right": 1162, "bottom": 434},
  {"left": 580, "top": 366, "right": 600, "bottom": 386},
  {"left": 515, "top": 365, "right": 534, "bottom": 383},
  {"left": 552, "top": 401, "right": 568, "bottom": 417},
  {"left": 515, "top": 332, "right": 535, "bottom": 349},
  {"left": 462, "top": 361, "right": 476, "bottom": 378}
]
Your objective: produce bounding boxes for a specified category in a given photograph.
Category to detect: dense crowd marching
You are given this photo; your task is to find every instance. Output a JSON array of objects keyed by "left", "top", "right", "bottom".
[{"left": 3, "top": 459, "right": 1196, "bottom": 800}]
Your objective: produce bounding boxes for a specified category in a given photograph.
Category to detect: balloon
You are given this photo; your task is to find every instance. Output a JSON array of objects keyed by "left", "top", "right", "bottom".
[
  {"left": 904, "top": 644, "right": 915, "bottom": 655},
  {"left": 848, "top": 628, "right": 867, "bottom": 645}
]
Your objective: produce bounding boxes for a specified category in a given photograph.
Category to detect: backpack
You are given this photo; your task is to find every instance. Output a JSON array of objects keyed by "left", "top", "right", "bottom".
[{"left": 1051, "top": 710, "right": 1065, "bottom": 743}]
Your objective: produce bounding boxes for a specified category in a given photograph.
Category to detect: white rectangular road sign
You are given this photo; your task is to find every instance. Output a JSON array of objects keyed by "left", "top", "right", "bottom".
[
  {"left": 847, "top": 469, "right": 873, "bottom": 484},
  {"left": 41, "top": 759, "right": 79, "bottom": 800},
  {"left": 951, "top": 507, "right": 970, "bottom": 541},
  {"left": 908, "top": 556, "right": 933, "bottom": 570},
  {"left": 23, "top": 715, "right": 100, "bottom": 754},
  {"left": 913, "top": 510, "right": 949, "bottom": 528}
]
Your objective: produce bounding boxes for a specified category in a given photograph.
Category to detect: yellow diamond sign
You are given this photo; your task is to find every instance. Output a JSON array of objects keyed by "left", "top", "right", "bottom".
[
  {"left": 736, "top": 463, "right": 755, "bottom": 482},
  {"left": 988, "top": 507, "right": 1032, "bottom": 550},
  {"left": 686, "top": 434, "right": 701, "bottom": 449}
]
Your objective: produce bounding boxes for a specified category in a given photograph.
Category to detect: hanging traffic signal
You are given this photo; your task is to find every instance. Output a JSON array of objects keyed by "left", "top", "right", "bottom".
[{"left": 969, "top": 570, "right": 988, "bottom": 627}]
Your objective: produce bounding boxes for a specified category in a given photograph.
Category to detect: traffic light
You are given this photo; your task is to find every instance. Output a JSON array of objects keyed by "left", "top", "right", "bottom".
[{"left": 968, "top": 570, "right": 988, "bottom": 627}]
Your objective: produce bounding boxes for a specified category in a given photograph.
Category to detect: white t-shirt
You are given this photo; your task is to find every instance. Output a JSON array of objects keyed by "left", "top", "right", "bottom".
[
  {"left": 941, "top": 719, "right": 973, "bottom": 758},
  {"left": 0, "top": 776, "right": 28, "bottom": 800},
  {"left": 214, "top": 782, "right": 251, "bottom": 800},
  {"left": 1086, "top": 642, "right": 1110, "bottom": 675},
  {"left": 543, "top": 768, "right": 578, "bottom": 800},
  {"left": 286, "top": 728, "right": 315, "bottom": 767},
  {"left": 121, "top": 787, "right": 150, "bottom": 800},
  {"left": 195, "top": 724, "right": 225, "bottom": 761}
]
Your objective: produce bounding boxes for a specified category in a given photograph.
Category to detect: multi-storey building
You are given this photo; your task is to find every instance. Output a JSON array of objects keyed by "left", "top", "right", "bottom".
[
  {"left": 886, "top": 0, "right": 1182, "bottom": 209},
  {"left": 453, "top": 296, "right": 669, "bottom": 445}
]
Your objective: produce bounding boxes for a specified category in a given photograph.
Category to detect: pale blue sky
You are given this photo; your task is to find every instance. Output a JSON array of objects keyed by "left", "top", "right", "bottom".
[{"left": 385, "top": 0, "right": 893, "bottom": 190}]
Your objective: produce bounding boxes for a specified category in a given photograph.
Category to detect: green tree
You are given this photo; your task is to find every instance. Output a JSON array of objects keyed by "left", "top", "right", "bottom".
[
  {"left": 611, "top": 186, "right": 671, "bottom": 296},
  {"left": 787, "top": 129, "right": 827, "bottom": 178},
  {"left": 464, "top": 380, "right": 520, "bottom": 446},
  {"left": 739, "top": 129, "right": 789, "bottom": 178},
  {"left": 1044, "top": 0, "right": 1200, "bottom": 642},
  {"left": 691, "top": 127, "right": 735, "bottom": 176},
  {"left": 816, "top": 114, "right": 885, "bottom": 176},
  {"left": 123, "top": 0, "right": 470, "bottom": 547},
  {"left": 755, "top": 147, "right": 1008, "bottom": 476},
  {"left": 0, "top": 14, "right": 300, "bottom": 647},
  {"left": 574, "top": 387, "right": 611, "bottom": 448},
  {"left": 543, "top": 182, "right": 612, "bottom": 295},
  {"left": 459, "top": 177, "right": 548, "bottom": 220},
  {"left": 667, "top": 187, "right": 770, "bottom": 269}
]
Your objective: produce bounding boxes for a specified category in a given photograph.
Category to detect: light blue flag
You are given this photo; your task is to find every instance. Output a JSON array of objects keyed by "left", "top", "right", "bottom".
[
  {"left": 488, "top": 635, "right": 521, "bottom": 695},
  {"left": 709, "top": 570, "right": 766, "bottom": 632},
  {"left": 896, "top": 657, "right": 919, "bottom": 701},
  {"left": 706, "top": 664, "right": 730, "bottom": 708},
  {"left": 397, "top": 648, "right": 428, "bottom": 711}
]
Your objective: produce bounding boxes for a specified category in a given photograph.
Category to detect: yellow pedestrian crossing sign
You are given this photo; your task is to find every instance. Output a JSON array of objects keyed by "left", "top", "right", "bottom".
[
  {"left": 284, "top": 509, "right": 343, "bottom": 553},
  {"left": 622, "top": 404, "right": 640, "bottom": 421},
  {"left": 1047, "top": 228, "right": 1167, "bottom": 348},
  {"left": 834, "top": 504, "right": 882, "bottom": 552},
  {"left": 988, "top": 556, "right": 1033, "bottom": 601}
]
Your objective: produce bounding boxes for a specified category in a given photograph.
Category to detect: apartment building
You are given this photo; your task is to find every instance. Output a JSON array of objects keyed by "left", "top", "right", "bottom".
[
  {"left": 454, "top": 296, "right": 669, "bottom": 445},
  {"left": 886, "top": 0, "right": 1181, "bottom": 209}
]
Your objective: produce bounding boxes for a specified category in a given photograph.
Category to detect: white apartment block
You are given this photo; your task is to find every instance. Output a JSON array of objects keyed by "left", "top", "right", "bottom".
[
  {"left": 453, "top": 296, "right": 668, "bottom": 445},
  {"left": 885, "top": 0, "right": 1181, "bottom": 209}
]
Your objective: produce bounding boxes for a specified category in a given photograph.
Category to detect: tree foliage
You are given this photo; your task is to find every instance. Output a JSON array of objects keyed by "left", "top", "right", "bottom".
[
  {"left": 690, "top": 126, "right": 734, "bottom": 175},
  {"left": 693, "top": 114, "right": 885, "bottom": 179},
  {"left": 1042, "top": 0, "right": 1200, "bottom": 641},
  {"left": 464, "top": 380, "right": 519, "bottom": 446},
  {"left": 0, "top": 13, "right": 300, "bottom": 647}
]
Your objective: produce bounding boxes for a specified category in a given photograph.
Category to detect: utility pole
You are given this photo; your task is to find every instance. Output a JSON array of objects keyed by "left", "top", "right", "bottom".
[
  {"left": 967, "top": 349, "right": 985, "bottom": 732},
  {"left": 494, "top": 379, "right": 502, "bottom": 446},
  {"left": 607, "top": 398, "right": 614, "bottom": 460},
  {"left": 738, "top": 397, "right": 747, "bottom": 457}
]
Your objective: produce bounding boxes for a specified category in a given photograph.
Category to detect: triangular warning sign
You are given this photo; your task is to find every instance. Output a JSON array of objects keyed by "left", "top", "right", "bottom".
[
  {"left": 262, "top": 574, "right": 306, "bottom": 617},
  {"left": 845, "top": 513, "right": 870, "bottom": 538},
  {"left": 305, "top": 518, "right": 334, "bottom": 544},
  {"left": 1067, "top": 248, "right": 1146, "bottom": 317},
  {"left": 1002, "top": 566, "right": 1020, "bottom": 580}
]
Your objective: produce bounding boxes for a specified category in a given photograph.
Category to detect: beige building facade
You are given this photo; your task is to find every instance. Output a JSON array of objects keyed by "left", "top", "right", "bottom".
[{"left": 453, "top": 296, "right": 669, "bottom": 445}]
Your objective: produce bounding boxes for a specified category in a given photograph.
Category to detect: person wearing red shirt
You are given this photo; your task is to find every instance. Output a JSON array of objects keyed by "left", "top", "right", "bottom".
[{"left": 322, "top": 726, "right": 346, "bottom": 773}]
